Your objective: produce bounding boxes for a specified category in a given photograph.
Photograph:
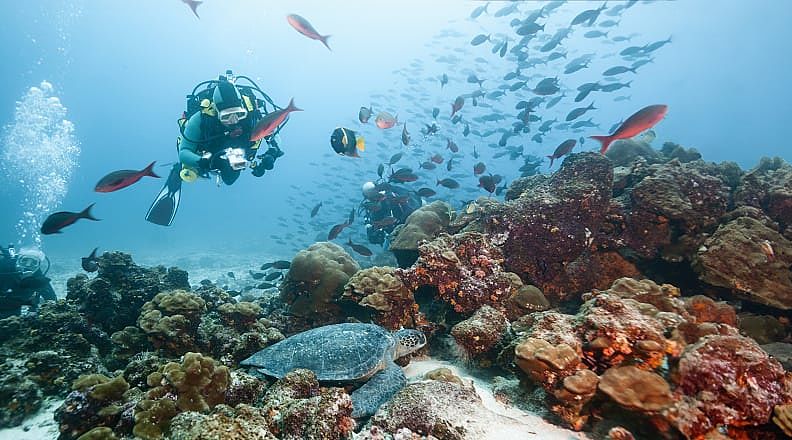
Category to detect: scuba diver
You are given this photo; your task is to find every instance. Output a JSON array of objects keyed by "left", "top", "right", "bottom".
[
  {"left": 359, "top": 181, "right": 422, "bottom": 246},
  {"left": 146, "top": 70, "right": 288, "bottom": 226},
  {"left": 0, "top": 245, "right": 56, "bottom": 318}
]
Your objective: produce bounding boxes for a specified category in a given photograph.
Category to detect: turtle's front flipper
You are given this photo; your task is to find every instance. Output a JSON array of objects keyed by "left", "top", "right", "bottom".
[{"left": 350, "top": 362, "right": 406, "bottom": 418}]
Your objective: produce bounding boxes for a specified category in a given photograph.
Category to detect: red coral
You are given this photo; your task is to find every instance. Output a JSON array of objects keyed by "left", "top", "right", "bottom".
[{"left": 396, "top": 232, "right": 522, "bottom": 315}]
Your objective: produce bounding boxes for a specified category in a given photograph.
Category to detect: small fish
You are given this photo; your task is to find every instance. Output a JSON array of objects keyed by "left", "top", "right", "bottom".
[
  {"left": 250, "top": 98, "right": 302, "bottom": 141},
  {"left": 375, "top": 111, "right": 398, "bottom": 129},
  {"left": 423, "top": 123, "right": 439, "bottom": 136},
  {"left": 440, "top": 73, "right": 448, "bottom": 88},
  {"left": 377, "top": 163, "right": 385, "bottom": 178},
  {"left": 271, "top": 260, "right": 291, "bottom": 270},
  {"left": 264, "top": 271, "right": 283, "bottom": 281},
  {"left": 328, "top": 222, "right": 350, "bottom": 240},
  {"left": 286, "top": 14, "right": 331, "bottom": 51},
  {"left": 95, "top": 161, "right": 159, "bottom": 193},
  {"left": 256, "top": 282, "right": 277, "bottom": 289},
  {"left": 467, "top": 73, "right": 485, "bottom": 87},
  {"left": 420, "top": 161, "right": 437, "bottom": 170},
  {"left": 249, "top": 271, "right": 265, "bottom": 280},
  {"left": 389, "top": 152, "right": 403, "bottom": 165},
  {"left": 348, "top": 207, "right": 356, "bottom": 224},
  {"left": 181, "top": 0, "right": 202, "bottom": 19},
  {"left": 310, "top": 202, "right": 322, "bottom": 218},
  {"left": 417, "top": 188, "right": 436, "bottom": 198},
  {"left": 478, "top": 175, "right": 497, "bottom": 193},
  {"left": 463, "top": 124, "right": 470, "bottom": 137},
  {"left": 81, "top": 247, "right": 99, "bottom": 272},
  {"left": 430, "top": 154, "right": 444, "bottom": 164},
  {"left": 372, "top": 217, "right": 398, "bottom": 229},
  {"left": 436, "top": 178, "right": 460, "bottom": 189},
  {"left": 358, "top": 106, "right": 373, "bottom": 123},
  {"left": 473, "top": 162, "right": 486, "bottom": 175},
  {"left": 450, "top": 96, "right": 464, "bottom": 118},
  {"left": 470, "top": 2, "right": 489, "bottom": 19},
  {"left": 432, "top": 107, "right": 440, "bottom": 119},
  {"left": 565, "top": 102, "right": 596, "bottom": 122},
  {"left": 446, "top": 157, "right": 454, "bottom": 171},
  {"left": 760, "top": 240, "right": 775, "bottom": 262},
  {"left": 547, "top": 139, "right": 577, "bottom": 167},
  {"left": 41, "top": 203, "right": 100, "bottom": 235},
  {"left": 471, "top": 33, "right": 490, "bottom": 46},
  {"left": 590, "top": 105, "right": 668, "bottom": 154},
  {"left": 331, "top": 127, "right": 365, "bottom": 157},
  {"left": 401, "top": 123, "right": 411, "bottom": 146},
  {"left": 347, "top": 239, "right": 373, "bottom": 257},
  {"left": 473, "top": 145, "right": 480, "bottom": 159},
  {"left": 389, "top": 168, "right": 419, "bottom": 183},
  {"left": 446, "top": 139, "right": 459, "bottom": 153},
  {"left": 603, "top": 66, "right": 637, "bottom": 76},
  {"left": 227, "top": 271, "right": 236, "bottom": 279}
]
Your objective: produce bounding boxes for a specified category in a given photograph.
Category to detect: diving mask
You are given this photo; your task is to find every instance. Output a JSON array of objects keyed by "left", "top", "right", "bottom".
[
  {"left": 15, "top": 249, "right": 45, "bottom": 278},
  {"left": 218, "top": 106, "right": 248, "bottom": 125}
]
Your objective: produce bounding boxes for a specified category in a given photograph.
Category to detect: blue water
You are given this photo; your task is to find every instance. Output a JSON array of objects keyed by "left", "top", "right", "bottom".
[{"left": 1, "top": 0, "right": 790, "bottom": 278}]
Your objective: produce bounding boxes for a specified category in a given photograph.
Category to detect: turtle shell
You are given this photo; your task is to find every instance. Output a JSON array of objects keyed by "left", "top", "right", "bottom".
[{"left": 240, "top": 323, "right": 394, "bottom": 381}]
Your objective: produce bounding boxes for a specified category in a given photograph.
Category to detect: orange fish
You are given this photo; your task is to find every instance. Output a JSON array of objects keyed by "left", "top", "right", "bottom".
[
  {"left": 250, "top": 98, "right": 302, "bottom": 142},
  {"left": 590, "top": 104, "right": 668, "bottom": 154},
  {"left": 286, "top": 14, "right": 331, "bottom": 51},
  {"left": 375, "top": 112, "right": 398, "bottom": 129}
]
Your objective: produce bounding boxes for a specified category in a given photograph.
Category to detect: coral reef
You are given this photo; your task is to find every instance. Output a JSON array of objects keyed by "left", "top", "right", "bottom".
[
  {"left": 280, "top": 242, "right": 360, "bottom": 325},
  {"left": 396, "top": 232, "right": 524, "bottom": 316},
  {"left": 168, "top": 405, "right": 277, "bottom": 440},
  {"left": 459, "top": 153, "right": 616, "bottom": 301},
  {"left": 389, "top": 201, "right": 452, "bottom": 267},
  {"left": 134, "top": 352, "right": 229, "bottom": 439},
  {"left": 55, "top": 374, "right": 131, "bottom": 440},
  {"left": 197, "top": 302, "right": 284, "bottom": 364},
  {"left": 341, "top": 266, "right": 425, "bottom": 330},
  {"left": 137, "top": 290, "right": 206, "bottom": 354},
  {"left": 66, "top": 251, "right": 190, "bottom": 334},
  {"left": 664, "top": 334, "right": 792, "bottom": 438},
  {"left": 693, "top": 215, "right": 792, "bottom": 310},
  {"left": 450, "top": 305, "right": 509, "bottom": 363},
  {"left": 258, "top": 369, "right": 355, "bottom": 440}
]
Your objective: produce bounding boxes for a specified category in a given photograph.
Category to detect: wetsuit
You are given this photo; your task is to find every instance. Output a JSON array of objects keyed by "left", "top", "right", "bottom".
[
  {"left": 0, "top": 255, "right": 56, "bottom": 318},
  {"left": 362, "top": 184, "right": 422, "bottom": 245}
]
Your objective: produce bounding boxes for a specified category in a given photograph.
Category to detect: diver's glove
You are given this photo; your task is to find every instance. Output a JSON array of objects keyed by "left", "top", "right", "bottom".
[{"left": 251, "top": 162, "right": 267, "bottom": 177}]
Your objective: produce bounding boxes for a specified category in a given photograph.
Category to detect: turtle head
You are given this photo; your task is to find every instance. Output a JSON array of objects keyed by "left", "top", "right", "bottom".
[{"left": 392, "top": 328, "right": 427, "bottom": 359}]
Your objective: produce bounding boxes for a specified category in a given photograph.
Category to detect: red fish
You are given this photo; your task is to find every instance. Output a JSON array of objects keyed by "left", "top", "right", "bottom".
[
  {"left": 95, "top": 161, "right": 159, "bottom": 193},
  {"left": 250, "top": 98, "right": 302, "bottom": 142},
  {"left": 41, "top": 204, "right": 100, "bottom": 235},
  {"left": 590, "top": 104, "right": 668, "bottom": 154},
  {"left": 375, "top": 112, "right": 398, "bottom": 129},
  {"left": 430, "top": 154, "right": 444, "bottom": 164},
  {"left": 473, "top": 162, "right": 486, "bottom": 175},
  {"left": 181, "top": 0, "right": 202, "bottom": 19},
  {"left": 287, "top": 14, "right": 331, "bottom": 51},
  {"left": 450, "top": 96, "right": 464, "bottom": 118}
]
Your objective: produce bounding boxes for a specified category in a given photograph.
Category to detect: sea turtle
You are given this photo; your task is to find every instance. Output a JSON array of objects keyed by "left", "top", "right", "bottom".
[{"left": 240, "top": 322, "right": 426, "bottom": 418}]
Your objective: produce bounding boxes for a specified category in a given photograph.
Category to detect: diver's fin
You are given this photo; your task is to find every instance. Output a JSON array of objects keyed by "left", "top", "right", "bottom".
[{"left": 145, "top": 164, "right": 182, "bottom": 226}]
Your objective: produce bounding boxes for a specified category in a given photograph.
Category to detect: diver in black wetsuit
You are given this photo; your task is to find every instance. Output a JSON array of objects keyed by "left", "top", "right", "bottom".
[
  {"left": 0, "top": 245, "right": 56, "bottom": 318},
  {"left": 359, "top": 181, "right": 422, "bottom": 245}
]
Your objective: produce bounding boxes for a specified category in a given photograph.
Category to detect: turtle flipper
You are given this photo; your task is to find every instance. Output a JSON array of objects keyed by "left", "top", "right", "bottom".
[{"left": 350, "top": 362, "right": 406, "bottom": 418}]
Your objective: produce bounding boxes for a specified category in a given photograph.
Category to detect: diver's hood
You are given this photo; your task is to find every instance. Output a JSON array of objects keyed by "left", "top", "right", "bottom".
[{"left": 213, "top": 80, "right": 243, "bottom": 111}]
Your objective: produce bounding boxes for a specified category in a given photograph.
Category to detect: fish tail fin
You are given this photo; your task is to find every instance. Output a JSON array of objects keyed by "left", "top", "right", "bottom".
[
  {"left": 89, "top": 247, "right": 98, "bottom": 258},
  {"left": 356, "top": 135, "right": 365, "bottom": 152},
  {"left": 589, "top": 135, "right": 613, "bottom": 155},
  {"left": 286, "top": 98, "right": 303, "bottom": 112},
  {"left": 436, "top": 179, "right": 441, "bottom": 187},
  {"left": 143, "top": 161, "right": 160, "bottom": 178},
  {"left": 546, "top": 155, "right": 555, "bottom": 168},
  {"left": 81, "top": 203, "right": 100, "bottom": 221},
  {"left": 320, "top": 34, "right": 332, "bottom": 51}
]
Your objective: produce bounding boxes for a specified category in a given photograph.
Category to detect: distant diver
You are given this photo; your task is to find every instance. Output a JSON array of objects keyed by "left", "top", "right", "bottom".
[
  {"left": 147, "top": 70, "right": 296, "bottom": 226},
  {"left": 0, "top": 245, "right": 56, "bottom": 318}
]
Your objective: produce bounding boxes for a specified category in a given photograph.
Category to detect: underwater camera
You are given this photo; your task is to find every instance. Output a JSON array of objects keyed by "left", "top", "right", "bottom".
[{"left": 224, "top": 148, "right": 248, "bottom": 171}]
